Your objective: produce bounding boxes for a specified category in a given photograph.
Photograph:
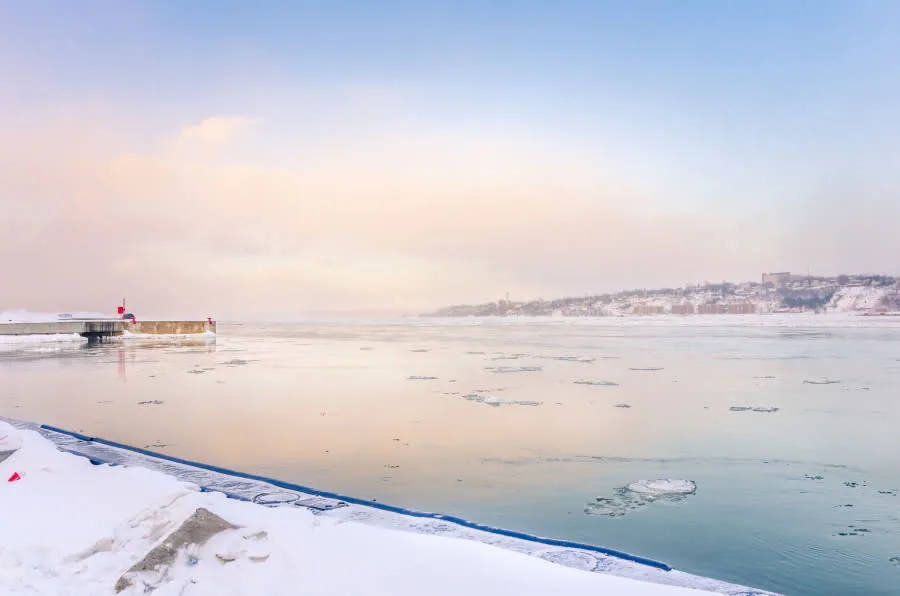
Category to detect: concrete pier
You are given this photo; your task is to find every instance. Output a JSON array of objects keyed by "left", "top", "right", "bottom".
[
  {"left": 0, "top": 320, "right": 215, "bottom": 338},
  {"left": 126, "top": 321, "right": 215, "bottom": 335}
]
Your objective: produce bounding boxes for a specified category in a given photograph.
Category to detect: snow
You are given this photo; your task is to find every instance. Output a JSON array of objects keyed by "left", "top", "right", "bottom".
[
  {"left": 827, "top": 286, "right": 889, "bottom": 312},
  {"left": 626, "top": 480, "right": 698, "bottom": 497},
  {"left": 0, "top": 333, "right": 86, "bottom": 345},
  {"left": 0, "top": 421, "right": 720, "bottom": 595},
  {"left": 0, "top": 309, "right": 108, "bottom": 323}
]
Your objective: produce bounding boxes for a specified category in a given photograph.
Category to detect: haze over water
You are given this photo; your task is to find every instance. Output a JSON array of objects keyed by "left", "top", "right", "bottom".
[{"left": 2, "top": 316, "right": 899, "bottom": 595}]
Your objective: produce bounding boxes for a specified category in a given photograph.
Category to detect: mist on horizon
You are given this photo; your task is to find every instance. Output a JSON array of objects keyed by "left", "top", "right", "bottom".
[{"left": 3, "top": 2, "right": 899, "bottom": 320}]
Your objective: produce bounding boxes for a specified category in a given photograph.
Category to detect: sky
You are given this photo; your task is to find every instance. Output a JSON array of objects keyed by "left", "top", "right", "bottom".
[{"left": 2, "top": 1, "right": 899, "bottom": 319}]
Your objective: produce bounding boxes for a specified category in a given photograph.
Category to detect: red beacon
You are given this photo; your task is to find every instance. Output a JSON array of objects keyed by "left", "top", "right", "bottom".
[{"left": 117, "top": 298, "right": 136, "bottom": 322}]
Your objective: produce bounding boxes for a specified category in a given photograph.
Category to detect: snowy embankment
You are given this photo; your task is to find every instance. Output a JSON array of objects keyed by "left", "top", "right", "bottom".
[
  {"left": 0, "top": 421, "right": 720, "bottom": 596},
  {"left": 827, "top": 286, "right": 890, "bottom": 312}
]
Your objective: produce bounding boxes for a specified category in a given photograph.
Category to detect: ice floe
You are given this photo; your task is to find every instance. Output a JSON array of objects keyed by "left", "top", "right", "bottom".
[
  {"left": 462, "top": 394, "right": 543, "bottom": 407},
  {"left": 729, "top": 406, "right": 780, "bottom": 413},
  {"left": 626, "top": 479, "right": 697, "bottom": 497},
  {"left": 575, "top": 380, "right": 619, "bottom": 387},
  {"left": 485, "top": 366, "right": 542, "bottom": 373},
  {"left": 585, "top": 480, "right": 697, "bottom": 517}
]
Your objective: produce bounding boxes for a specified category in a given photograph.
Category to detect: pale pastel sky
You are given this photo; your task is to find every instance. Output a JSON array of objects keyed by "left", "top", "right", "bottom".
[{"left": 2, "top": 1, "right": 899, "bottom": 319}]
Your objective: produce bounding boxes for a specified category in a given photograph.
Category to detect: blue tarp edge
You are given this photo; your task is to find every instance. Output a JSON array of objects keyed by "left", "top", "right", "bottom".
[{"left": 40, "top": 423, "right": 672, "bottom": 571}]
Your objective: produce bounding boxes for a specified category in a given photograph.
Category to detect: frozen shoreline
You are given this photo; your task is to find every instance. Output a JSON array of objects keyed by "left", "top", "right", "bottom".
[{"left": 0, "top": 419, "right": 778, "bottom": 595}]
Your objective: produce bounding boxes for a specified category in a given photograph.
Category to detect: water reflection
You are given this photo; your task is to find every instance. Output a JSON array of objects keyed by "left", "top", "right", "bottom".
[{"left": 1, "top": 319, "right": 899, "bottom": 595}]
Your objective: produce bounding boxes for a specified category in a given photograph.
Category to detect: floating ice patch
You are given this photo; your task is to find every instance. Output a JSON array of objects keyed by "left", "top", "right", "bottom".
[
  {"left": 585, "top": 479, "right": 697, "bottom": 518},
  {"left": 222, "top": 358, "right": 253, "bottom": 366},
  {"left": 626, "top": 479, "right": 697, "bottom": 497},
  {"left": 629, "top": 367, "right": 663, "bottom": 372},
  {"left": 486, "top": 366, "right": 542, "bottom": 374},
  {"left": 804, "top": 474, "right": 825, "bottom": 481},
  {"left": 803, "top": 378, "right": 841, "bottom": 385},
  {"left": 407, "top": 376, "right": 439, "bottom": 381},
  {"left": 483, "top": 396, "right": 518, "bottom": 406},
  {"left": 754, "top": 375, "right": 776, "bottom": 379},
  {"left": 575, "top": 380, "right": 619, "bottom": 387},
  {"left": 729, "top": 406, "right": 779, "bottom": 413},
  {"left": 540, "top": 355, "right": 596, "bottom": 363},
  {"left": 836, "top": 525, "right": 871, "bottom": 537},
  {"left": 462, "top": 394, "right": 542, "bottom": 407},
  {"left": 890, "top": 556, "right": 900, "bottom": 565}
]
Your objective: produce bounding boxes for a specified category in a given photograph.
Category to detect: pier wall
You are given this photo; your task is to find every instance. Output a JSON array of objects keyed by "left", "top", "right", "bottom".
[
  {"left": 126, "top": 321, "right": 215, "bottom": 335},
  {"left": 1, "top": 320, "right": 215, "bottom": 337}
]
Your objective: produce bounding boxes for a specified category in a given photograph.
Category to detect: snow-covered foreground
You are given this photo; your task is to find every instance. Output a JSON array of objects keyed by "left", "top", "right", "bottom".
[{"left": 0, "top": 421, "right": 724, "bottom": 595}]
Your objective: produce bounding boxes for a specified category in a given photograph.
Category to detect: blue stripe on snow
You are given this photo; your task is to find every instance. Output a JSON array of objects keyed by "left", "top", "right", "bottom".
[{"left": 41, "top": 423, "right": 672, "bottom": 571}]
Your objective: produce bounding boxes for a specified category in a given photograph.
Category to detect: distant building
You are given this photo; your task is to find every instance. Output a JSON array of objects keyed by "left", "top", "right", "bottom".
[
  {"left": 762, "top": 272, "right": 791, "bottom": 286},
  {"left": 728, "top": 302, "right": 756, "bottom": 314},
  {"left": 698, "top": 302, "right": 756, "bottom": 314},
  {"left": 632, "top": 305, "right": 665, "bottom": 316},
  {"left": 671, "top": 304, "right": 695, "bottom": 315},
  {"left": 698, "top": 303, "right": 726, "bottom": 314}
]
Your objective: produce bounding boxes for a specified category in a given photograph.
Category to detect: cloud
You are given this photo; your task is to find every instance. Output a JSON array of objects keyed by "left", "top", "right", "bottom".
[
  {"left": 176, "top": 116, "right": 258, "bottom": 146},
  {"left": 4, "top": 109, "right": 886, "bottom": 318}
]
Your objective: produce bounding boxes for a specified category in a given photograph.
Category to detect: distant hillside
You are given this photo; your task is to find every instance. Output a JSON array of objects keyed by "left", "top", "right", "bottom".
[{"left": 425, "top": 274, "right": 900, "bottom": 317}]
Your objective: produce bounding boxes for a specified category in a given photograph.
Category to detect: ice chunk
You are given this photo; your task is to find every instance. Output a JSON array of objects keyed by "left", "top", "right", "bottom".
[
  {"left": 585, "top": 479, "right": 697, "bottom": 518},
  {"left": 462, "top": 394, "right": 542, "bottom": 407},
  {"left": 574, "top": 380, "right": 619, "bottom": 387},
  {"left": 483, "top": 396, "right": 517, "bottom": 406},
  {"left": 407, "top": 376, "right": 439, "bottom": 380},
  {"left": 803, "top": 378, "right": 841, "bottom": 385},
  {"left": 626, "top": 479, "right": 697, "bottom": 497},
  {"left": 729, "top": 406, "right": 779, "bottom": 413},
  {"left": 486, "top": 366, "right": 542, "bottom": 374}
]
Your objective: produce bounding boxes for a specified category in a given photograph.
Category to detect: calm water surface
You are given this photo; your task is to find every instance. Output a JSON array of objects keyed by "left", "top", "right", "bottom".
[{"left": 2, "top": 316, "right": 899, "bottom": 595}]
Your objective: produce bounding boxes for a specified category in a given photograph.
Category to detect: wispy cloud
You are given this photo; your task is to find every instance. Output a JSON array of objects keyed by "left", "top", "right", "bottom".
[{"left": 176, "top": 116, "right": 259, "bottom": 146}]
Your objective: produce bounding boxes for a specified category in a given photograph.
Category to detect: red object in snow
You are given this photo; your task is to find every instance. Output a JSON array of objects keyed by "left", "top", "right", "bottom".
[
  {"left": 207, "top": 317, "right": 214, "bottom": 325},
  {"left": 117, "top": 306, "right": 125, "bottom": 315},
  {"left": 8, "top": 472, "right": 21, "bottom": 482}
]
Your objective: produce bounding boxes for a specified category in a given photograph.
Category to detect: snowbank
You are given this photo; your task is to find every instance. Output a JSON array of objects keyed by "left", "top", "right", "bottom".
[
  {"left": 0, "top": 309, "right": 108, "bottom": 323},
  {"left": 828, "top": 286, "right": 889, "bottom": 312},
  {"left": 0, "top": 420, "right": 716, "bottom": 595}
]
